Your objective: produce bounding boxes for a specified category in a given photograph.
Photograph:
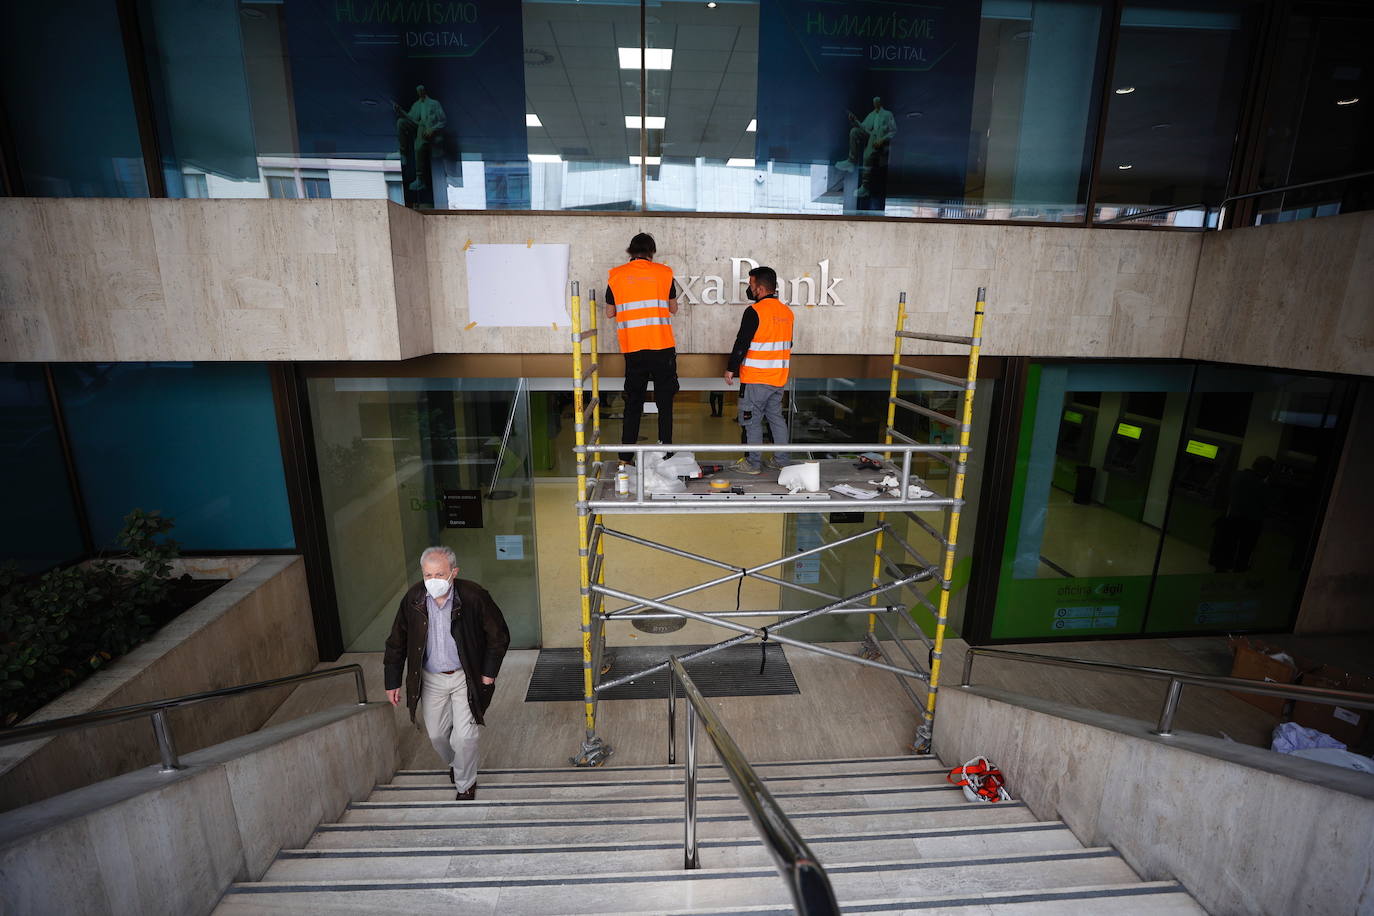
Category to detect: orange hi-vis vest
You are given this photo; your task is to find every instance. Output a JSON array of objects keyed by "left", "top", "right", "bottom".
[
  {"left": 740, "top": 296, "right": 794, "bottom": 386},
  {"left": 608, "top": 259, "right": 676, "bottom": 353}
]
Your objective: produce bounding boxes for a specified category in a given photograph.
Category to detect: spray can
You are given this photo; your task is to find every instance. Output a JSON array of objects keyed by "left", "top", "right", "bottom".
[{"left": 616, "top": 463, "right": 630, "bottom": 497}]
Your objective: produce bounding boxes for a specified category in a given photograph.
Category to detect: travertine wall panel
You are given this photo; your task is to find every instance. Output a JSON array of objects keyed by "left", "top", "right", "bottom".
[
  {"left": 424, "top": 215, "right": 1201, "bottom": 358},
  {"left": 7, "top": 199, "right": 1369, "bottom": 369},
  {"left": 0, "top": 199, "right": 411, "bottom": 362},
  {"left": 1185, "top": 209, "right": 1374, "bottom": 375}
]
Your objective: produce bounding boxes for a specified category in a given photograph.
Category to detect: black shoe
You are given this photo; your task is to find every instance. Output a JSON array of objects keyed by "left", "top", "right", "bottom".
[{"left": 456, "top": 784, "right": 477, "bottom": 801}]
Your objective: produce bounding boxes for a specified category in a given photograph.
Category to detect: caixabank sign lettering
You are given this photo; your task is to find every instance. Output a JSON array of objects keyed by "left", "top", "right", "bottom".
[{"left": 665, "top": 257, "right": 846, "bottom": 307}]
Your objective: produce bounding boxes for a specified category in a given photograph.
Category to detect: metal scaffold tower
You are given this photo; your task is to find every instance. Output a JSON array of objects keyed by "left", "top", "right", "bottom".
[{"left": 567, "top": 283, "right": 987, "bottom": 766}]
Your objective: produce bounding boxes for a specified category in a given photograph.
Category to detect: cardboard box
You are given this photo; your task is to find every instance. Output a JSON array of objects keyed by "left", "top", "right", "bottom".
[
  {"left": 1291, "top": 668, "right": 1374, "bottom": 750},
  {"left": 1228, "top": 638, "right": 1301, "bottom": 717}
]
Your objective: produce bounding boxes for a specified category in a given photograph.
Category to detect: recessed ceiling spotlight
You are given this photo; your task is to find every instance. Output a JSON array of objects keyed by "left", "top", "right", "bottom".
[
  {"left": 1114, "top": 86, "right": 1135, "bottom": 95},
  {"left": 707, "top": 1, "right": 717, "bottom": 7},
  {"left": 1117, "top": 164, "right": 1133, "bottom": 170},
  {"left": 1336, "top": 97, "right": 1360, "bottom": 106}
]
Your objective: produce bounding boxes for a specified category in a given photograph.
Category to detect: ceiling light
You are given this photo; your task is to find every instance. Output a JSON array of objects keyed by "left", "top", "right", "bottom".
[
  {"left": 1336, "top": 97, "right": 1360, "bottom": 106},
  {"left": 1117, "top": 164, "right": 1133, "bottom": 170},
  {"left": 624, "top": 115, "right": 667, "bottom": 129},
  {"left": 726, "top": 158, "right": 756, "bottom": 167},
  {"left": 618, "top": 47, "right": 673, "bottom": 70},
  {"left": 746, "top": 119, "right": 757, "bottom": 132},
  {"left": 1114, "top": 86, "right": 1135, "bottom": 95},
  {"left": 525, "top": 113, "right": 542, "bottom": 127},
  {"left": 629, "top": 156, "right": 662, "bottom": 165},
  {"left": 528, "top": 154, "right": 562, "bottom": 164},
  {"left": 1151, "top": 122, "right": 1172, "bottom": 129},
  {"left": 707, "top": 1, "right": 717, "bottom": 6}
]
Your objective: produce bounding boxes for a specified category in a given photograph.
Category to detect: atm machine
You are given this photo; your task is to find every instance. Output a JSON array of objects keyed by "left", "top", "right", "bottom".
[
  {"left": 1052, "top": 404, "right": 1097, "bottom": 495},
  {"left": 1102, "top": 416, "right": 1159, "bottom": 520}
]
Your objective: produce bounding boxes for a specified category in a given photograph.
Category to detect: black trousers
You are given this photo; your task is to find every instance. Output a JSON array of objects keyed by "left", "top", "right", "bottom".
[{"left": 622, "top": 347, "right": 679, "bottom": 460}]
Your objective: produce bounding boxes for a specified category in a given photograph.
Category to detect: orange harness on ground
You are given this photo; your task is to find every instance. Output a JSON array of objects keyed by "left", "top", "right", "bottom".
[{"left": 947, "top": 756, "right": 1011, "bottom": 803}]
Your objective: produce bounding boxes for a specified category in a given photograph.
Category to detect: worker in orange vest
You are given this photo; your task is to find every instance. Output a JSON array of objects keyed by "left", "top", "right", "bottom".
[
  {"left": 605, "top": 233, "right": 681, "bottom": 463},
  {"left": 723, "top": 266, "right": 794, "bottom": 475}
]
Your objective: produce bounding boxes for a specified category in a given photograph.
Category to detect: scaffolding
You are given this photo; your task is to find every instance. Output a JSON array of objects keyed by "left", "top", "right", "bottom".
[{"left": 567, "top": 283, "right": 986, "bottom": 765}]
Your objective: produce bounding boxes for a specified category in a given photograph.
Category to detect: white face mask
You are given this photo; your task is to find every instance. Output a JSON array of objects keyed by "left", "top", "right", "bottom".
[{"left": 424, "top": 577, "right": 451, "bottom": 599}]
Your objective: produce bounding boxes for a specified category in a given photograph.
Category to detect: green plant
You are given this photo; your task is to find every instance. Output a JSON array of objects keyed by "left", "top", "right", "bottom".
[{"left": 0, "top": 510, "right": 182, "bottom": 726}]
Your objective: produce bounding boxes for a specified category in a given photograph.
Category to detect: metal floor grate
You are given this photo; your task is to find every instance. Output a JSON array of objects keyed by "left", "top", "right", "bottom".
[{"left": 524, "top": 643, "right": 799, "bottom": 702}]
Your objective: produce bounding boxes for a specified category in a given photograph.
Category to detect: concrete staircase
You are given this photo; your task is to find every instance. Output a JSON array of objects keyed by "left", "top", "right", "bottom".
[{"left": 215, "top": 754, "right": 1204, "bottom": 914}]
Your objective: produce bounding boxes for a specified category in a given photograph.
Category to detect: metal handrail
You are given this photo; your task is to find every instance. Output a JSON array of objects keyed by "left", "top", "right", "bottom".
[
  {"left": 961, "top": 647, "right": 1374, "bottom": 737},
  {"left": 666, "top": 657, "right": 840, "bottom": 915},
  {"left": 0, "top": 665, "right": 368, "bottom": 772},
  {"left": 1096, "top": 169, "right": 1374, "bottom": 227}
]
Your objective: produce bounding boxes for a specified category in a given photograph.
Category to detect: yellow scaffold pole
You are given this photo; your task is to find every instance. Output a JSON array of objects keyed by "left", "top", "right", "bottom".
[
  {"left": 867, "top": 292, "right": 907, "bottom": 641},
  {"left": 570, "top": 282, "right": 611, "bottom": 766},
  {"left": 920, "top": 287, "right": 985, "bottom": 750}
]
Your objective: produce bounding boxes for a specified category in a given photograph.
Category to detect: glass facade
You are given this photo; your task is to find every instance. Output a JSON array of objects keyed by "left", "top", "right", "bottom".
[
  {"left": 53, "top": 362, "right": 295, "bottom": 551},
  {"left": 988, "top": 361, "right": 1348, "bottom": 640},
  {"left": 307, "top": 377, "right": 541, "bottom": 651},
  {"left": 13, "top": 0, "right": 1357, "bottom": 225},
  {"left": 0, "top": 366, "right": 85, "bottom": 573},
  {"left": 1092, "top": 2, "right": 1261, "bottom": 226},
  {"left": 0, "top": 0, "right": 149, "bottom": 197}
]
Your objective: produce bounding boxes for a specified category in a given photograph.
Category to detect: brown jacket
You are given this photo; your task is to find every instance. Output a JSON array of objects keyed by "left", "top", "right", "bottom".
[{"left": 382, "top": 579, "right": 511, "bottom": 725}]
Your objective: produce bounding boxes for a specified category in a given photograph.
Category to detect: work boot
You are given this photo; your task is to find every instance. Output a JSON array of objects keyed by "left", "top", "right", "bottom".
[{"left": 730, "top": 459, "right": 762, "bottom": 476}]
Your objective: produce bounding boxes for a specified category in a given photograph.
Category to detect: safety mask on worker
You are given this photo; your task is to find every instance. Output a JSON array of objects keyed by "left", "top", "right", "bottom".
[
  {"left": 745, "top": 287, "right": 760, "bottom": 301},
  {"left": 425, "top": 577, "right": 451, "bottom": 598}
]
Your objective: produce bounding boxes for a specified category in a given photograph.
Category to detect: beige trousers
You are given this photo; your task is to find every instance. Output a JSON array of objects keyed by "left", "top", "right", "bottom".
[{"left": 420, "top": 669, "right": 481, "bottom": 791}]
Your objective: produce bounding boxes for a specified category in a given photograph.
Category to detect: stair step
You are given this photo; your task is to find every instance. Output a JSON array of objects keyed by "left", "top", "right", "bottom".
[
  {"left": 373, "top": 770, "right": 953, "bottom": 802},
  {"left": 217, "top": 849, "right": 1143, "bottom": 915},
  {"left": 597, "top": 882, "right": 1207, "bottom": 915},
  {"left": 268, "top": 822, "right": 1080, "bottom": 882},
  {"left": 395, "top": 754, "right": 942, "bottom": 785},
  {"left": 343, "top": 785, "right": 970, "bottom": 823},
  {"left": 312, "top": 800, "right": 1037, "bottom": 849}
]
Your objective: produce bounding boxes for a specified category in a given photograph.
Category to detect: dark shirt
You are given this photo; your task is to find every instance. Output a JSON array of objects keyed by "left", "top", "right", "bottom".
[
  {"left": 604, "top": 257, "right": 680, "bottom": 306},
  {"left": 727, "top": 306, "right": 761, "bottom": 373}
]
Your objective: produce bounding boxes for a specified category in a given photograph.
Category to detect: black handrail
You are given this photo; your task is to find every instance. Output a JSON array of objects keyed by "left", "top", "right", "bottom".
[
  {"left": 667, "top": 657, "right": 840, "bottom": 915},
  {"left": 0, "top": 665, "right": 368, "bottom": 771},
  {"left": 1095, "top": 168, "right": 1374, "bottom": 226}
]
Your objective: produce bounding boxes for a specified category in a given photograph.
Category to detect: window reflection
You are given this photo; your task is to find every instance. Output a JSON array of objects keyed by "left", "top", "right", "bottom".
[
  {"left": 1092, "top": 1, "right": 1261, "bottom": 226},
  {"left": 992, "top": 362, "right": 1349, "bottom": 640}
]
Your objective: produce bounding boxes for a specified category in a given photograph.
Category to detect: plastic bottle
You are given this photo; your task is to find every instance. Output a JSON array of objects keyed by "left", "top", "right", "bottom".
[{"left": 616, "top": 463, "right": 630, "bottom": 497}]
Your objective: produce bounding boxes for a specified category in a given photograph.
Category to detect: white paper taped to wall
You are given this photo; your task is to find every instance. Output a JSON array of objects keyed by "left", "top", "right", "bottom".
[{"left": 464, "top": 243, "right": 570, "bottom": 327}]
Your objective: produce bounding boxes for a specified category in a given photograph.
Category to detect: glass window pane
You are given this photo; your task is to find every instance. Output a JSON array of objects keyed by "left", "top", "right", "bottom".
[
  {"left": 1093, "top": 1, "right": 1262, "bottom": 225},
  {"left": 521, "top": 0, "right": 642, "bottom": 210},
  {"left": 641, "top": 0, "right": 1108, "bottom": 220},
  {"left": 1145, "top": 367, "right": 1348, "bottom": 632},
  {"left": 991, "top": 362, "right": 1194, "bottom": 639},
  {"left": 53, "top": 363, "right": 294, "bottom": 551},
  {"left": 0, "top": 0, "right": 148, "bottom": 197},
  {"left": 308, "top": 378, "right": 541, "bottom": 650},
  {"left": 0, "top": 365, "right": 85, "bottom": 573},
  {"left": 1249, "top": 5, "right": 1374, "bottom": 224}
]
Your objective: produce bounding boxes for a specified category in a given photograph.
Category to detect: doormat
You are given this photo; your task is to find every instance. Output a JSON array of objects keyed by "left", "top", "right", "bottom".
[{"left": 524, "top": 643, "right": 799, "bottom": 702}]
